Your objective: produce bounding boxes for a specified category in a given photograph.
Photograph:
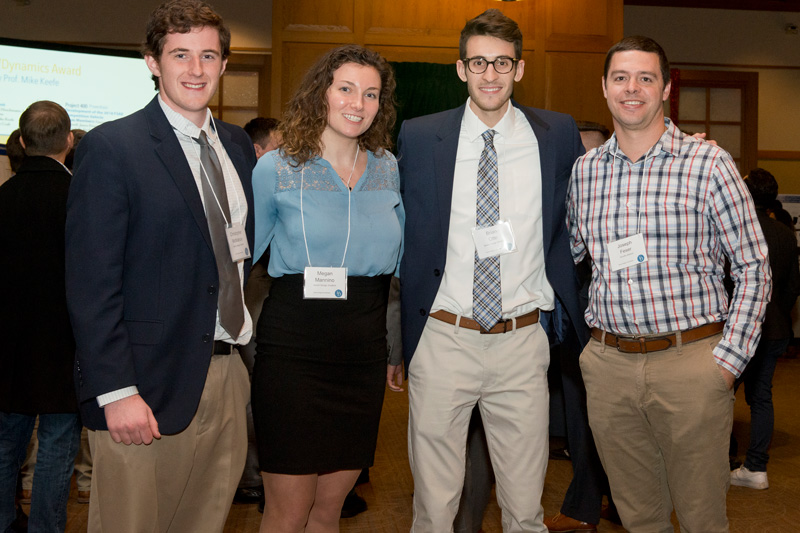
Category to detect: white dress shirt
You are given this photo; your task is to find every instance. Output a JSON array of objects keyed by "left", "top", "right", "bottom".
[{"left": 431, "top": 99, "right": 554, "bottom": 319}]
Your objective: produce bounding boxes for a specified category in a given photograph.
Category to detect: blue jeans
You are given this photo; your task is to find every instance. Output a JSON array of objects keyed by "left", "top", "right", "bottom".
[
  {"left": 0, "top": 412, "right": 82, "bottom": 533},
  {"left": 734, "top": 338, "right": 789, "bottom": 472}
]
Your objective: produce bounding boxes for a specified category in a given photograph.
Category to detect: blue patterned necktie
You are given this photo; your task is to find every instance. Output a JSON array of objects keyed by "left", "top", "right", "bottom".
[{"left": 472, "top": 129, "right": 502, "bottom": 331}]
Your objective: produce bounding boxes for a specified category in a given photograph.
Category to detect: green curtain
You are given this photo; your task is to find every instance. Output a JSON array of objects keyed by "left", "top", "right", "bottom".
[{"left": 389, "top": 61, "right": 468, "bottom": 149}]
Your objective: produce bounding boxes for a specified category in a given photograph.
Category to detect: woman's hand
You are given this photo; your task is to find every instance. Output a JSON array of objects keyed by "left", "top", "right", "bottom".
[{"left": 386, "top": 364, "right": 405, "bottom": 392}]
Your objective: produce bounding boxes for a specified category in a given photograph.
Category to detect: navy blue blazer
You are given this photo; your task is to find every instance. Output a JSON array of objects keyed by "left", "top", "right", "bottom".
[
  {"left": 66, "top": 96, "right": 256, "bottom": 434},
  {"left": 397, "top": 101, "right": 590, "bottom": 366}
]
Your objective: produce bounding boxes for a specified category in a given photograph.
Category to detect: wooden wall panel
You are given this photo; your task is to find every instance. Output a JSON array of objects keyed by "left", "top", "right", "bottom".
[
  {"left": 545, "top": 0, "right": 623, "bottom": 51},
  {"left": 279, "top": 0, "right": 355, "bottom": 36},
  {"left": 544, "top": 52, "right": 612, "bottom": 128},
  {"left": 363, "top": 0, "right": 535, "bottom": 48},
  {"left": 271, "top": 0, "right": 623, "bottom": 118}
]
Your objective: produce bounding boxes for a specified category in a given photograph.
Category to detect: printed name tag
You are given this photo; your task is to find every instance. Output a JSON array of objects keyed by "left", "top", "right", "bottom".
[
  {"left": 607, "top": 233, "right": 648, "bottom": 271},
  {"left": 303, "top": 267, "right": 348, "bottom": 300},
  {"left": 472, "top": 220, "right": 518, "bottom": 260},
  {"left": 225, "top": 223, "right": 251, "bottom": 262}
]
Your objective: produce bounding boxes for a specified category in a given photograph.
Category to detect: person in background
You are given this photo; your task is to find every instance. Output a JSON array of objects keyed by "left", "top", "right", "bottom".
[
  {"left": 543, "top": 120, "right": 618, "bottom": 533},
  {"left": 250, "top": 44, "right": 403, "bottom": 532},
  {"left": 244, "top": 117, "right": 281, "bottom": 159},
  {"left": 0, "top": 100, "right": 81, "bottom": 533},
  {"left": 66, "top": 1, "right": 256, "bottom": 530},
  {"left": 567, "top": 35, "right": 770, "bottom": 532},
  {"left": 575, "top": 121, "right": 610, "bottom": 153},
  {"left": 19, "top": 127, "right": 94, "bottom": 510},
  {"left": 5, "top": 130, "right": 25, "bottom": 175},
  {"left": 64, "top": 129, "right": 86, "bottom": 171},
  {"left": 233, "top": 116, "right": 281, "bottom": 510},
  {"left": 729, "top": 168, "right": 800, "bottom": 490}
]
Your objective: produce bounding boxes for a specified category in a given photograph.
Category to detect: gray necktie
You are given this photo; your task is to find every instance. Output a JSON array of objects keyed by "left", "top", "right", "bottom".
[
  {"left": 196, "top": 131, "right": 244, "bottom": 339},
  {"left": 472, "top": 129, "right": 502, "bottom": 331}
]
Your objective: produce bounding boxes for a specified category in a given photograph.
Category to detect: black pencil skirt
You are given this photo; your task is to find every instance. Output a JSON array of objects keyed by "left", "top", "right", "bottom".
[{"left": 252, "top": 273, "right": 391, "bottom": 474}]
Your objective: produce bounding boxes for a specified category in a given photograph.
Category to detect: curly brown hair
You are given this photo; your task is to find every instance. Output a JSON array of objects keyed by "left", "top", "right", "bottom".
[{"left": 279, "top": 44, "right": 397, "bottom": 166}]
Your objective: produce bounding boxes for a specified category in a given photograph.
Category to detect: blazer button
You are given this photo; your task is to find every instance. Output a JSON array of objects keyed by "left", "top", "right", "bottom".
[
  {"left": 433, "top": 269, "right": 441, "bottom": 277},
  {"left": 208, "top": 285, "right": 217, "bottom": 295},
  {"left": 419, "top": 309, "right": 427, "bottom": 316},
  {"left": 202, "top": 333, "right": 211, "bottom": 343}
]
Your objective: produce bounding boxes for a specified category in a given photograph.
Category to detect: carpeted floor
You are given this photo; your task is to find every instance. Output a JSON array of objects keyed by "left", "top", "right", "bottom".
[{"left": 55, "top": 357, "right": 800, "bottom": 532}]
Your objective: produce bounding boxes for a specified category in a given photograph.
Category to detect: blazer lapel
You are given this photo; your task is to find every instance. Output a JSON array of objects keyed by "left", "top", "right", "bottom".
[
  {"left": 145, "top": 98, "right": 214, "bottom": 252},
  {"left": 433, "top": 105, "right": 466, "bottom": 245}
]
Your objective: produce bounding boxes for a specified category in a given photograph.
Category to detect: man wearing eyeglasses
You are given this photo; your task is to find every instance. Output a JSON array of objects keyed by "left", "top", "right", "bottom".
[{"left": 397, "top": 9, "right": 588, "bottom": 532}]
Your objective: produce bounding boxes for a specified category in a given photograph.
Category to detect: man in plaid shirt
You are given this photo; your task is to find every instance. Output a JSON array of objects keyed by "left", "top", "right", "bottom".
[{"left": 567, "top": 36, "right": 771, "bottom": 533}]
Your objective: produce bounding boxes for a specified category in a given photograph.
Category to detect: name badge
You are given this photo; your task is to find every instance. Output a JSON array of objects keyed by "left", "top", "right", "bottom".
[
  {"left": 472, "top": 220, "right": 518, "bottom": 260},
  {"left": 303, "top": 267, "right": 348, "bottom": 300},
  {"left": 607, "top": 233, "right": 648, "bottom": 271},
  {"left": 225, "top": 223, "right": 251, "bottom": 262}
]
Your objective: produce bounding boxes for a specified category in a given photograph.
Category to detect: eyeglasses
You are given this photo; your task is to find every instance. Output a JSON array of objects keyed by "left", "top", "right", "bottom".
[{"left": 462, "top": 56, "right": 519, "bottom": 75}]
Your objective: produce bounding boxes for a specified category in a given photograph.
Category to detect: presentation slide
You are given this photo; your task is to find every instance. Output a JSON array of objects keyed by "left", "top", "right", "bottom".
[{"left": 0, "top": 39, "right": 155, "bottom": 144}]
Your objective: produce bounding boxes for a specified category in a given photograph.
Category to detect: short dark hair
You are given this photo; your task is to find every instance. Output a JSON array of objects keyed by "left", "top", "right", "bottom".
[
  {"left": 19, "top": 101, "right": 71, "bottom": 157},
  {"left": 143, "top": 0, "right": 231, "bottom": 90},
  {"left": 745, "top": 168, "right": 779, "bottom": 207},
  {"left": 279, "top": 44, "right": 397, "bottom": 166},
  {"left": 459, "top": 9, "right": 523, "bottom": 60},
  {"left": 604, "top": 35, "right": 670, "bottom": 87},
  {"left": 244, "top": 117, "right": 279, "bottom": 147},
  {"left": 576, "top": 120, "right": 610, "bottom": 140},
  {"left": 6, "top": 129, "right": 25, "bottom": 173}
]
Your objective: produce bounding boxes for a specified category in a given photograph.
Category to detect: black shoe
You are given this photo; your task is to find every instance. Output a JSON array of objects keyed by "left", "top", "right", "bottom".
[
  {"left": 340, "top": 488, "right": 367, "bottom": 518},
  {"left": 233, "top": 486, "right": 264, "bottom": 505},
  {"left": 9, "top": 504, "right": 28, "bottom": 533},
  {"left": 258, "top": 496, "right": 265, "bottom": 514}
]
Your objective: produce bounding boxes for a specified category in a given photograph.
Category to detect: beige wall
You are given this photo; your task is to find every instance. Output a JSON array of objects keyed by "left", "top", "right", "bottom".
[
  {"left": 625, "top": 6, "right": 800, "bottom": 191},
  {"left": 0, "top": 0, "right": 273, "bottom": 51}
]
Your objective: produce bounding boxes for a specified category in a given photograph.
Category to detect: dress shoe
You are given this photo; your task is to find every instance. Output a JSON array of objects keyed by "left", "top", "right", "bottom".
[
  {"left": 730, "top": 466, "right": 769, "bottom": 489},
  {"left": 543, "top": 513, "right": 597, "bottom": 532},
  {"left": 600, "top": 502, "right": 621, "bottom": 525},
  {"left": 77, "top": 490, "right": 91, "bottom": 504},
  {"left": 340, "top": 488, "right": 367, "bottom": 518},
  {"left": 18, "top": 490, "right": 31, "bottom": 505},
  {"left": 233, "top": 486, "right": 265, "bottom": 504},
  {"left": 9, "top": 504, "right": 28, "bottom": 533}
]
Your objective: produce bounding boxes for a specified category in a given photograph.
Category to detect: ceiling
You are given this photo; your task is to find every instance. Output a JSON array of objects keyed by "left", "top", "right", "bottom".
[{"left": 625, "top": 0, "right": 800, "bottom": 12}]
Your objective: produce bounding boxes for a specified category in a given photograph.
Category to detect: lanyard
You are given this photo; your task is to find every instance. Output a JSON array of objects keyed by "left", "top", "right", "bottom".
[{"left": 299, "top": 145, "right": 360, "bottom": 268}]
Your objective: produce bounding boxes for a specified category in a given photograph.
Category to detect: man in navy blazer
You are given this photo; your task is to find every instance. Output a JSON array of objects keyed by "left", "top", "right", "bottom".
[
  {"left": 65, "top": 1, "right": 255, "bottom": 530},
  {"left": 397, "top": 9, "right": 589, "bottom": 532}
]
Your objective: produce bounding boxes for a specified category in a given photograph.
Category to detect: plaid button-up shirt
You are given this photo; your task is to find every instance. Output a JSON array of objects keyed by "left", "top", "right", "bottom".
[{"left": 567, "top": 119, "right": 771, "bottom": 377}]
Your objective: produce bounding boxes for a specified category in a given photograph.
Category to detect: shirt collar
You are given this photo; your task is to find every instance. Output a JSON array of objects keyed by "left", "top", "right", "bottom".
[
  {"left": 157, "top": 94, "right": 216, "bottom": 144},
  {"left": 463, "top": 97, "right": 516, "bottom": 142},
  {"left": 601, "top": 117, "right": 684, "bottom": 162}
]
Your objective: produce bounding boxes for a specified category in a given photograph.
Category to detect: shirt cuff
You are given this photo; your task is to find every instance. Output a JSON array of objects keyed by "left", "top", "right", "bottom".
[{"left": 97, "top": 386, "right": 140, "bottom": 407}]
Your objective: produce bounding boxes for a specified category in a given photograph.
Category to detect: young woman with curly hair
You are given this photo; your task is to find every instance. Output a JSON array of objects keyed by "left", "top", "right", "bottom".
[{"left": 250, "top": 44, "right": 404, "bottom": 532}]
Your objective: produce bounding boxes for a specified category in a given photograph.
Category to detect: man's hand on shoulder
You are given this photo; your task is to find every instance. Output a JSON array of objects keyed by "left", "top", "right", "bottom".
[{"left": 104, "top": 394, "right": 161, "bottom": 445}]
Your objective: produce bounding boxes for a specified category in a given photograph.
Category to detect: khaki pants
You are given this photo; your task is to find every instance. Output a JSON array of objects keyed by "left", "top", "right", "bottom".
[
  {"left": 88, "top": 352, "right": 249, "bottom": 533},
  {"left": 408, "top": 317, "right": 550, "bottom": 533},
  {"left": 580, "top": 333, "right": 733, "bottom": 533}
]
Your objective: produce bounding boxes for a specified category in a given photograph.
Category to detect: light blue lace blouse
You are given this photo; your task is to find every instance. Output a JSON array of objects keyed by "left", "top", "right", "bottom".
[{"left": 252, "top": 149, "right": 404, "bottom": 277}]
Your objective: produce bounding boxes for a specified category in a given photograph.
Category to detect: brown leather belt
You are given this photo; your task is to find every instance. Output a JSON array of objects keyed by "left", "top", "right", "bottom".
[
  {"left": 430, "top": 309, "right": 540, "bottom": 334},
  {"left": 591, "top": 322, "right": 724, "bottom": 354}
]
